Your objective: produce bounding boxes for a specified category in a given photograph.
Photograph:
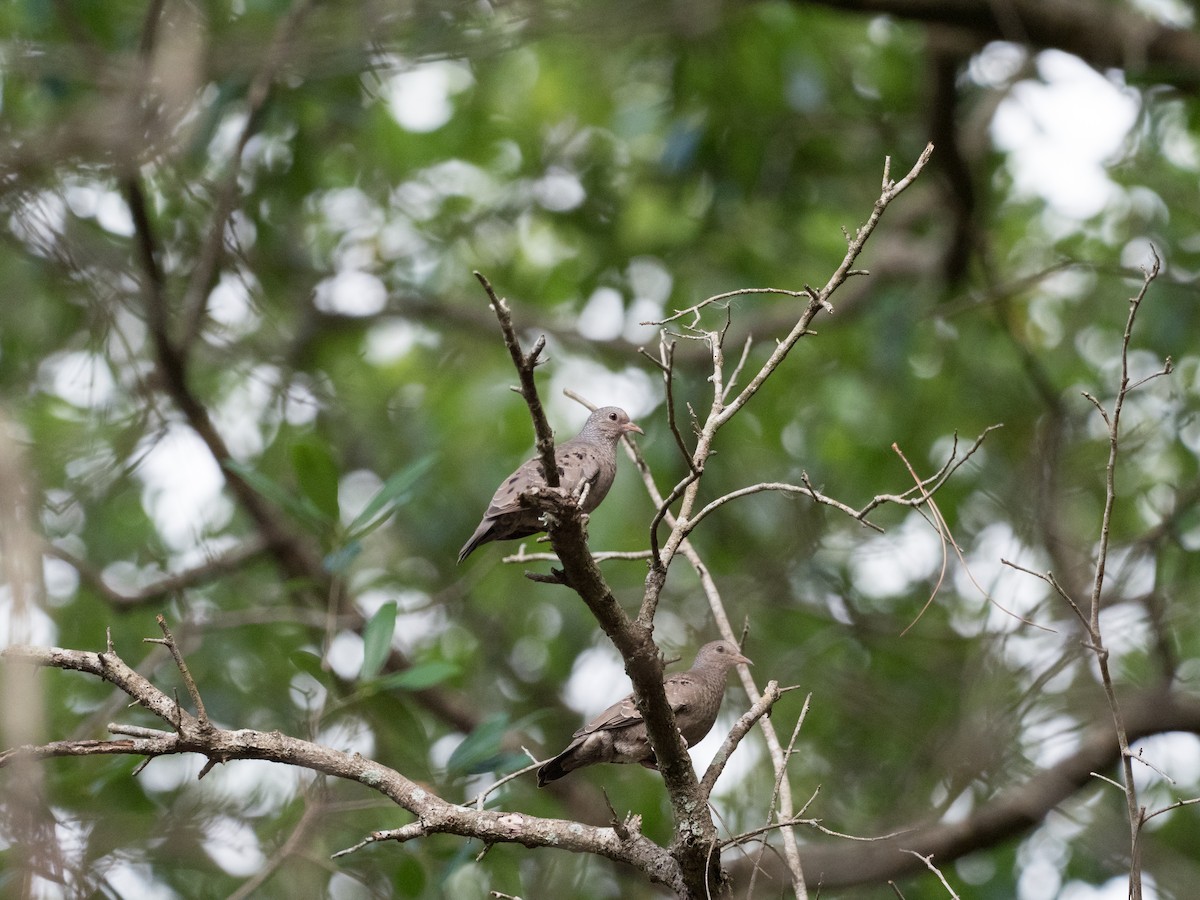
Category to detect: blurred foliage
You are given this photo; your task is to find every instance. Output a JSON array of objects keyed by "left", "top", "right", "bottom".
[{"left": 2, "top": 0, "right": 1200, "bottom": 898}]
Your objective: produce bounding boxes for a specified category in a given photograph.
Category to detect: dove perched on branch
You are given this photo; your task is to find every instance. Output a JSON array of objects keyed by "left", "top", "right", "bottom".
[
  {"left": 537, "top": 640, "right": 751, "bottom": 786},
  {"left": 457, "top": 406, "right": 643, "bottom": 563}
]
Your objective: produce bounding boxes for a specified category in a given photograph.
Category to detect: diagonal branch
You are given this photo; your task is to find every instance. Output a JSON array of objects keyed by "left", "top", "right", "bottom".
[
  {"left": 698, "top": 681, "right": 786, "bottom": 796},
  {"left": 724, "top": 688, "right": 1200, "bottom": 889},
  {"left": 642, "top": 146, "right": 935, "bottom": 610},
  {"left": 44, "top": 538, "right": 269, "bottom": 608},
  {"left": 0, "top": 638, "right": 686, "bottom": 894},
  {"left": 477, "top": 290, "right": 723, "bottom": 898},
  {"left": 803, "top": 0, "right": 1200, "bottom": 90},
  {"left": 474, "top": 271, "right": 558, "bottom": 487},
  {"left": 178, "top": 0, "right": 318, "bottom": 357}
]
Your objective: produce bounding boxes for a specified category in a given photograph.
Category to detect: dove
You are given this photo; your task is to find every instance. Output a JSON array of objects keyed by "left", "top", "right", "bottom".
[
  {"left": 457, "top": 406, "right": 643, "bottom": 563},
  {"left": 537, "top": 640, "right": 752, "bottom": 786}
]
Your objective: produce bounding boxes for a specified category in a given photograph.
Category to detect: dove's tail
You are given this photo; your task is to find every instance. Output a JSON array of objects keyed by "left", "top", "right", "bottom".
[
  {"left": 457, "top": 520, "right": 495, "bottom": 564},
  {"left": 536, "top": 752, "right": 573, "bottom": 787}
]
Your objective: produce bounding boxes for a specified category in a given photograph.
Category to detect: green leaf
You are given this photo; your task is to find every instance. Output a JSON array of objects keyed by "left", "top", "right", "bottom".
[
  {"left": 375, "top": 660, "right": 461, "bottom": 692},
  {"left": 323, "top": 540, "right": 362, "bottom": 574},
  {"left": 224, "top": 460, "right": 327, "bottom": 533},
  {"left": 345, "top": 454, "right": 437, "bottom": 539},
  {"left": 288, "top": 650, "right": 326, "bottom": 680},
  {"left": 446, "top": 713, "right": 509, "bottom": 775},
  {"left": 360, "top": 601, "right": 397, "bottom": 680},
  {"left": 291, "top": 439, "right": 340, "bottom": 522}
]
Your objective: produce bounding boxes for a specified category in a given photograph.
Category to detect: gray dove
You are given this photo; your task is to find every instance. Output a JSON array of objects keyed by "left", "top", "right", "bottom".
[
  {"left": 457, "top": 406, "right": 643, "bottom": 563},
  {"left": 537, "top": 640, "right": 752, "bottom": 786}
]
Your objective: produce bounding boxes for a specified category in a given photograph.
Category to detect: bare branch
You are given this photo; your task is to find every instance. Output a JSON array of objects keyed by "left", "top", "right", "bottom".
[
  {"left": 1001, "top": 559, "right": 1089, "bottom": 631},
  {"left": 178, "top": 0, "right": 318, "bottom": 356},
  {"left": 1082, "top": 248, "right": 1163, "bottom": 900},
  {"left": 485, "top": 331, "right": 721, "bottom": 895},
  {"left": 646, "top": 287, "right": 809, "bottom": 327},
  {"left": 722, "top": 335, "right": 755, "bottom": 405},
  {"left": 715, "top": 144, "right": 934, "bottom": 428},
  {"left": 143, "top": 616, "right": 209, "bottom": 730},
  {"left": 699, "top": 681, "right": 784, "bottom": 796},
  {"left": 474, "top": 272, "right": 558, "bottom": 488},
  {"left": 899, "top": 850, "right": 960, "bottom": 899},
  {"left": 44, "top": 538, "right": 270, "bottom": 608},
  {"left": 1, "top": 638, "right": 687, "bottom": 894}
]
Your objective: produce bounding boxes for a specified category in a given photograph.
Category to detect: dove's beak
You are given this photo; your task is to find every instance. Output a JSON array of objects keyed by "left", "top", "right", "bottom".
[
  {"left": 731, "top": 652, "right": 752, "bottom": 667},
  {"left": 623, "top": 421, "right": 644, "bottom": 436}
]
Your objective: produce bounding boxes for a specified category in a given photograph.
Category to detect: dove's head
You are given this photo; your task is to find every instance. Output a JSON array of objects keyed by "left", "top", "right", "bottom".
[
  {"left": 583, "top": 406, "right": 644, "bottom": 442},
  {"left": 694, "top": 640, "right": 753, "bottom": 671}
]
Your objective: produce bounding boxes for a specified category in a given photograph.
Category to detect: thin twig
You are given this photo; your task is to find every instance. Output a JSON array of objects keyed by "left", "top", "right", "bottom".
[
  {"left": 469, "top": 759, "right": 545, "bottom": 810},
  {"left": 45, "top": 538, "right": 269, "bottom": 608},
  {"left": 144, "top": 615, "right": 208, "bottom": 729},
  {"left": 1083, "top": 248, "right": 1163, "bottom": 900},
  {"left": 699, "top": 681, "right": 785, "bottom": 795},
  {"left": 647, "top": 287, "right": 809, "bottom": 327},
  {"left": 899, "top": 850, "right": 960, "bottom": 899},
  {"left": 474, "top": 272, "right": 558, "bottom": 488},
  {"left": 178, "top": 0, "right": 318, "bottom": 356}
]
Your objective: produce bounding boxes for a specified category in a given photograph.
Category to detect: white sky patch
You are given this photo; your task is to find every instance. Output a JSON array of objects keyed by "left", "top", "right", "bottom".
[
  {"left": 210, "top": 365, "right": 283, "bottom": 461},
  {"left": 139, "top": 754, "right": 200, "bottom": 793},
  {"left": 364, "top": 318, "right": 440, "bottom": 364},
  {"left": 577, "top": 287, "right": 626, "bottom": 341},
  {"left": 969, "top": 41, "right": 1027, "bottom": 88},
  {"left": 562, "top": 644, "right": 627, "bottom": 717},
  {"left": 992, "top": 51, "right": 1140, "bottom": 219},
  {"left": 517, "top": 212, "right": 576, "bottom": 269},
  {"left": 48, "top": 812, "right": 92, "bottom": 875},
  {"left": 206, "top": 271, "right": 261, "bottom": 337},
  {"left": 849, "top": 512, "right": 943, "bottom": 599},
  {"left": 546, "top": 357, "right": 660, "bottom": 424},
  {"left": 1129, "top": 0, "right": 1193, "bottom": 27},
  {"left": 952, "top": 522, "right": 1051, "bottom": 635},
  {"left": 1097, "top": 602, "right": 1152, "bottom": 675},
  {"left": 95, "top": 190, "right": 134, "bottom": 236},
  {"left": 10, "top": 190, "right": 66, "bottom": 253},
  {"left": 55, "top": 179, "right": 132, "bottom": 236},
  {"left": 693, "top": 712, "right": 760, "bottom": 789},
  {"left": 313, "top": 269, "right": 388, "bottom": 316},
  {"left": 625, "top": 256, "right": 672, "bottom": 344},
  {"left": 203, "top": 816, "right": 266, "bottom": 876},
  {"left": 39, "top": 350, "right": 117, "bottom": 409},
  {"left": 1016, "top": 834, "right": 1066, "bottom": 900},
  {"left": 204, "top": 763, "right": 307, "bottom": 816},
  {"left": 1020, "top": 712, "right": 1083, "bottom": 771},
  {"left": 290, "top": 671, "right": 328, "bottom": 713},
  {"left": 327, "top": 628, "right": 365, "bottom": 680},
  {"left": 1059, "top": 875, "right": 1160, "bottom": 900},
  {"left": 384, "top": 60, "right": 474, "bottom": 133},
  {"left": 338, "top": 468, "right": 383, "bottom": 528},
  {"left": 0, "top": 588, "right": 56, "bottom": 647},
  {"left": 43, "top": 554, "right": 79, "bottom": 602},
  {"left": 136, "top": 422, "right": 231, "bottom": 550},
  {"left": 626, "top": 296, "right": 666, "bottom": 345},
  {"left": 317, "top": 716, "right": 376, "bottom": 759},
  {"left": 392, "top": 160, "right": 499, "bottom": 220},
  {"left": 101, "top": 861, "right": 180, "bottom": 900},
  {"left": 533, "top": 166, "right": 586, "bottom": 211},
  {"left": 284, "top": 379, "right": 321, "bottom": 426},
  {"left": 320, "top": 186, "right": 380, "bottom": 232},
  {"left": 1129, "top": 733, "right": 1200, "bottom": 799}
]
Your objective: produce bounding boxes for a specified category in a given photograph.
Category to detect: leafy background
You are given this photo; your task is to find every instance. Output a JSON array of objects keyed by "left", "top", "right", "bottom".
[{"left": 2, "top": 0, "right": 1200, "bottom": 897}]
